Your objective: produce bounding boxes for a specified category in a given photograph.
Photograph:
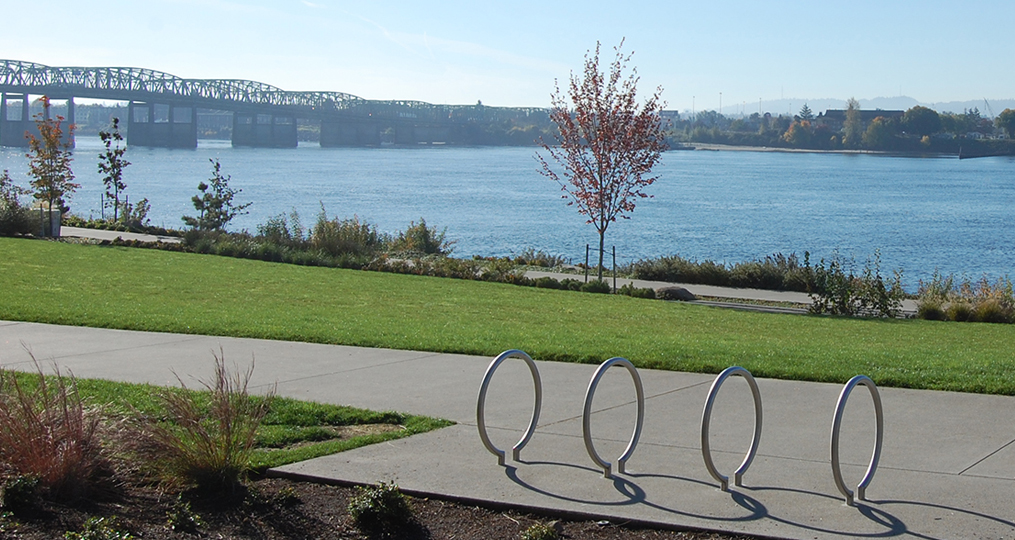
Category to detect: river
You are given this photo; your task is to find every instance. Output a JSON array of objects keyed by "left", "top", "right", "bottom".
[{"left": 2, "top": 138, "right": 1014, "bottom": 287}]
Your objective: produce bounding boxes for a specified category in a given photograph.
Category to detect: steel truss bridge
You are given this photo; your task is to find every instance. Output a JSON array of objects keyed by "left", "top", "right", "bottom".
[{"left": 0, "top": 59, "right": 546, "bottom": 148}]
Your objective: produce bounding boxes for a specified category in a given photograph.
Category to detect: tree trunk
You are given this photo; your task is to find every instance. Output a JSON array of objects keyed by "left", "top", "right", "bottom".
[{"left": 597, "top": 230, "right": 605, "bottom": 281}]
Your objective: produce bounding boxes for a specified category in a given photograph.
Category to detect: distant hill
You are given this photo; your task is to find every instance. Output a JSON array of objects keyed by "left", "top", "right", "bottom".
[{"left": 677, "top": 97, "right": 1015, "bottom": 118}]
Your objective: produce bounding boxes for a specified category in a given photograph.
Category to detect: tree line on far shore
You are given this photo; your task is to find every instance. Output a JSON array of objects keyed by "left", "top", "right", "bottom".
[{"left": 672, "top": 101, "right": 1015, "bottom": 155}]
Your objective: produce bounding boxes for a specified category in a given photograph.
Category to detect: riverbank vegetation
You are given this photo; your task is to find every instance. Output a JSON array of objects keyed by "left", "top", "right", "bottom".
[
  {"left": 4, "top": 237, "right": 1015, "bottom": 394},
  {"left": 672, "top": 103, "right": 1015, "bottom": 156}
]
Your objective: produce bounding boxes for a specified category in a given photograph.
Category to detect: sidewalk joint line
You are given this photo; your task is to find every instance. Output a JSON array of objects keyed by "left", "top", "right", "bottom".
[
  {"left": 957, "top": 437, "right": 1015, "bottom": 476},
  {"left": 257, "top": 352, "right": 443, "bottom": 388},
  {"left": 539, "top": 379, "right": 713, "bottom": 428}
]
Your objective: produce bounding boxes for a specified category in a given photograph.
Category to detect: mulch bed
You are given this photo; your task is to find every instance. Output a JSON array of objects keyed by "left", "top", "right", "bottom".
[{"left": 0, "top": 476, "right": 760, "bottom": 539}]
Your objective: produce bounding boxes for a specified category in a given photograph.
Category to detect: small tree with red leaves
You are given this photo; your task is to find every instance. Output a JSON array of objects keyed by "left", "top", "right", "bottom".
[
  {"left": 537, "top": 40, "right": 666, "bottom": 281},
  {"left": 25, "top": 96, "right": 78, "bottom": 223}
]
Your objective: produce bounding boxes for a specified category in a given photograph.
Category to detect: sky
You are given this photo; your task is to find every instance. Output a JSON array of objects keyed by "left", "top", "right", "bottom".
[{"left": 2, "top": 0, "right": 1014, "bottom": 111}]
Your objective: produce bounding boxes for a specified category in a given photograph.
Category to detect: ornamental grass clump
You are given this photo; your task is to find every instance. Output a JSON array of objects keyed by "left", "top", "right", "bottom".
[
  {"left": 134, "top": 352, "right": 273, "bottom": 493},
  {"left": 0, "top": 360, "right": 112, "bottom": 502},
  {"left": 916, "top": 272, "right": 1015, "bottom": 323}
]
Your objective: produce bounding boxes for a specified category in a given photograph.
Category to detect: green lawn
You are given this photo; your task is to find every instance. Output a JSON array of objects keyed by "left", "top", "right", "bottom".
[
  {"left": 2, "top": 237, "right": 1014, "bottom": 394},
  {"left": 11, "top": 371, "right": 451, "bottom": 472}
]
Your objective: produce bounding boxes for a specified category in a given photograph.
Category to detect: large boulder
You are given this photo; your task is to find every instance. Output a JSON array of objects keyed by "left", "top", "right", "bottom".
[{"left": 657, "top": 286, "right": 697, "bottom": 301}]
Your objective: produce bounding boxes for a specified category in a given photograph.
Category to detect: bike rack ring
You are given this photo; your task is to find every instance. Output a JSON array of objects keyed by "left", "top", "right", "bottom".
[
  {"left": 830, "top": 375, "right": 884, "bottom": 506},
  {"left": 582, "top": 357, "right": 645, "bottom": 478},
  {"left": 700, "top": 366, "right": 763, "bottom": 491},
  {"left": 477, "top": 349, "right": 543, "bottom": 466}
]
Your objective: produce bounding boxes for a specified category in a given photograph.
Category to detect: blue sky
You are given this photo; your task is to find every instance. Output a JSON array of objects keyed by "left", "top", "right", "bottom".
[{"left": 2, "top": 0, "right": 1013, "bottom": 110}]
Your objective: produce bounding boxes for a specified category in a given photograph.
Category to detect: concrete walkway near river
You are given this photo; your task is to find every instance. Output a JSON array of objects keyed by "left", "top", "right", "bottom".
[
  {"left": 56, "top": 226, "right": 916, "bottom": 315},
  {"left": 525, "top": 270, "right": 921, "bottom": 315},
  {"left": 1, "top": 320, "right": 1011, "bottom": 539}
]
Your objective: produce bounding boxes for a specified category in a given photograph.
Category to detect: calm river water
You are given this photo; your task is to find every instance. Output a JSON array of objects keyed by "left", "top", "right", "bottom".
[{"left": 2, "top": 138, "right": 1014, "bottom": 287}]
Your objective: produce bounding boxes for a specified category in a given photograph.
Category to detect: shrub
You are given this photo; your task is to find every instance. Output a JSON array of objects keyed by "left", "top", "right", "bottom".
[
  {"left": 482, "top": 257, "right": 523, "bottom": 283},
  {"left": 580, "top": 279, "right": 612, "bottom": 294},
  {"left": 131, "top": 352, "right": 274, "bottom": 493},
  {"left": 0, "top": 170, "right": 33, "bottom": 237},
  {"left": 0, "top": 475, "right": 39, "bottom": 508},
  {"left": 916, "top": 298, "right": 946, "bottom": 321},
  {"left": 626, "top": 252, "right": 814, "bottom": 292},
  {"left": 534, "top": 276, "right": 562, "bottom": 289},
  {"left": 390, "top": 217, "right": 454, "bottom": 255},
  {"left": 514, "top": 248, "right": 568, "bottom": 268},
  {"left": 0, "top": 361, "right": 112, "bottom": 501},
  {"left": 946, "top": 301, "right": 974, "bottom": 322},
  {"left": 617, "top": 283, "right": 656, "bottom": 299},
  {"left": 257, "top": 209, "right": 306, "bottom": 249},
  {"left": 166, "top": 496, "right": 203, "bottom": 533},
  {"left": 310, "top": 208, "right": 385, "bottom": 257},
  {"left": 347, "top": 481, "right": 414, "bottom": 533},
  {"left": 521, "top": 522, "right": 560, "bottom": 540},
  {"left": 181, "top": 159, "right": 251, "bottom": 232},
  {"left": 559, "top": 278, "right": 584, "bottom": 291},
  {"left": 973, "top": 298, "right": 1013, "bottom": 324},
  {"left": 918, "top": 272, "right": 1015, "bottom": 324},
  {"left": 808, "top": 251, "right": 904, "bottom": 318},
  {"left": 63, "top": 516, "right": 134, "bottom": 540}
]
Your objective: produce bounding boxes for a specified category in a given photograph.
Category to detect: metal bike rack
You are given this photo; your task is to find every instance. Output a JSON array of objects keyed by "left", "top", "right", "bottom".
[
  {"left": 830, "top": 375, "right": 884, "bottom": 506},
  {"left": 582, "top": 357, "right": 645, "bottom": 478},
  {"left": 477, "top": 349, "right": 543, "bottom": 466},
  {"left": 700, "top": 366, "right": 763, "bottom": 491}
]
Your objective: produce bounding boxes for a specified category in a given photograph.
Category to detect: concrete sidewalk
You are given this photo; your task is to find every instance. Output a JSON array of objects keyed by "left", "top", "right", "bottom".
[
  {"left": 61, "top": 226, "right": 182, "bottom": 244},
  {"left": 1, "top": 320, "right": 1012, "bottom": 539}
]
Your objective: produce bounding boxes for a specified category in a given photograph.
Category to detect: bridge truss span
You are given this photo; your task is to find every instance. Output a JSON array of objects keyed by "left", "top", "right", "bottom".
[{"left": 0, "top": 59, "right": 550, "bottom": 148}]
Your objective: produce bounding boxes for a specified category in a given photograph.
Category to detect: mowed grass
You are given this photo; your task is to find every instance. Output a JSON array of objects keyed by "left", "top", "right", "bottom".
[{"left": 2, "top": 237, "right": 1015, "bottom": 394}]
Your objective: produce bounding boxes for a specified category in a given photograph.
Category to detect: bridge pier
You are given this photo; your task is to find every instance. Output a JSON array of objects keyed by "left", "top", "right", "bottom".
[
  {"left": 320, "top": 119, "right": 383, "bottom": 146},
  {"left": 0, "top": 94, "right": 75, "bottom": 148},
  {"left": 232, "top": 112, "right": 297, "bottom": 148},
  {"left": 320, "top": 119, "right": 457, "bottom": 147},
  {"left": 127, "top": 101, "right": 197, "bottom": 148},
  {"left": 0, "top": 93, "right": 31, "bottom": 147}
]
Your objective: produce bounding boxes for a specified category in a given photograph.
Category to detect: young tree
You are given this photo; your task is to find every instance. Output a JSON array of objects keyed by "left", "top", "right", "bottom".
[
  {"left": 782, "top": 120, "right": 813, "bottom": 147},
  {"left": 798, "top": 103, "right": 814, "bottom": 121},
  {"left": 537, "top": 40, "right": 666, "bottom": 280},
  {"left": 182, "top": 159, "right": 251, "bottom": 231},
  {"left": 25, "top": 96, "right": 78, "bottom": 221},
  {"left": 903, "top": 105, "right": 942, "bottom": 137},
  {"left": 843, "top": 98, "right": 863, "bottom": 148},
  {"left": 98, "top": 117, "right": 131, "bottom": 222},
  {"left": 863, "top": 116, "right": 897, "bottom": 149}
]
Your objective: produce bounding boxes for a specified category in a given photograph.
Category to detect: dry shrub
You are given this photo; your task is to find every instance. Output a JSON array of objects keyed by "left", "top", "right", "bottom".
[
  {"left": 132, "top": 351, "right": 274, "bottom": 493},
  {"left": 0, "top": 358, "right": 112, "bottom": 502}
]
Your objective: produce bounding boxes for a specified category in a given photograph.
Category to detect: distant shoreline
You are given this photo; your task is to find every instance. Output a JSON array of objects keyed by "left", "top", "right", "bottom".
[{"left": 674, "top": 143, "right": 952, "bottom": 158}]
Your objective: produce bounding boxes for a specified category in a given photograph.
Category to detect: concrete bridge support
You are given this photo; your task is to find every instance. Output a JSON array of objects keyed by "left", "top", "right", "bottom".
[
  {"left": 127, "top": 101, "right": 197, "bottom": 148},
  {"left": 320, "top": 120, "right": 454, "bottom": 147},
  {"left": 319, "top": 119, "right": 383, "bottom": 147},
  {"left": 1, "top": 94, "right": 74, "bottom": 148},
  {"left": 232, "top": 112, "right": 297, "bottom": 148},
  {"left": 0, "top": 93, "right": 31, "bottom": 147}
]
